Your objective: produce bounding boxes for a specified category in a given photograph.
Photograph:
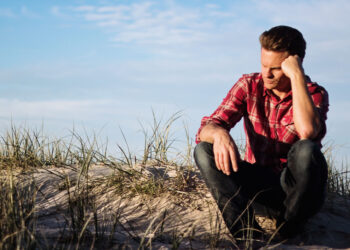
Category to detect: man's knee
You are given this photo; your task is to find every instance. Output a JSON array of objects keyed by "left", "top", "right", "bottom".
[
  {"left": 288, "top": 139, "right": 327, "bottom": 174},
  {"left": 194, "top": 141, "right": 213, "bottom": 157},
  {"left": 194, "top": 142, "right": 215, "bottom": 172},
  {"left": 290, "top": 139, "right": 316, "bottom": 161}
]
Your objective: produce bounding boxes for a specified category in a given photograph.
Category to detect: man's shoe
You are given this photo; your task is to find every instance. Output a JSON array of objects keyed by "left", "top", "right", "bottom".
[{"left": 276, "top": 217, "right": 305, "bottom": 239}]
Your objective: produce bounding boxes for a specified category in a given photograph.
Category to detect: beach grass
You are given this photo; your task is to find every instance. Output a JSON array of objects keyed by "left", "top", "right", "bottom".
[{"left": 0, "top": 113, "right": 349, "bottom": 249}]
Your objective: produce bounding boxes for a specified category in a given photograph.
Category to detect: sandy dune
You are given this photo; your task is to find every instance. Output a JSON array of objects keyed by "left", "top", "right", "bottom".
[{"left": 30, "top": 164, "right": 350, "bottom": 249}]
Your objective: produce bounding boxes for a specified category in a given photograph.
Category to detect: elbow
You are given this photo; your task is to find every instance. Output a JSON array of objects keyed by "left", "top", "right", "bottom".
[
  {"left": 298, "top": 129, "right": 315, "bottom": 140},
  {"left": 298, "top": 123, "right": 320, "bottom": 140}
]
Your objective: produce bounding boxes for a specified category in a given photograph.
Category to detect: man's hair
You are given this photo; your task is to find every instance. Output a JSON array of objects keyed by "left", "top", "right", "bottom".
[{"left": 259, "top": 25, "right": 306, "bottom": 59}]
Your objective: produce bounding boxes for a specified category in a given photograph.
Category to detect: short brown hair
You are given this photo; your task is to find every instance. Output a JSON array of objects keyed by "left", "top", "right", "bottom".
[{"left": 259, "top": 25, "right": 306, "bottom": 59}]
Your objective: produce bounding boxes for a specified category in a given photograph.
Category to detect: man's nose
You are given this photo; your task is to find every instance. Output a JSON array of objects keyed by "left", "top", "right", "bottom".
[{"left": 266, "top": 69, "right": 274, "bottom": 79}]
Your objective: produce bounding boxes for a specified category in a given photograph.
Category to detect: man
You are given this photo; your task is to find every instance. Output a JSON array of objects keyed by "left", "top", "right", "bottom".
[{"left": 194, "top": 26, "right": 329, "bottom": 240}]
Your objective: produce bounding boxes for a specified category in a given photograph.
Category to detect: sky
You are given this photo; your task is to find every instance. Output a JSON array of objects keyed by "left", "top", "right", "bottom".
[{"left": 1, "top": 0, "right": 349, "bottom": 165}]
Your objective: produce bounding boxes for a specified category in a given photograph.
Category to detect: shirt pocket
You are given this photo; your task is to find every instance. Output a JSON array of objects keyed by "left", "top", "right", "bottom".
[{"left": 281, "top": 116, "right": 298, "bottom": 138}]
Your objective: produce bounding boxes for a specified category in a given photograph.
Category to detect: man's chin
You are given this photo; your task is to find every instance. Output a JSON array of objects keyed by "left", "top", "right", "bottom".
[{"left": 264, "top": 83, "right": 277, "bottom": 89}]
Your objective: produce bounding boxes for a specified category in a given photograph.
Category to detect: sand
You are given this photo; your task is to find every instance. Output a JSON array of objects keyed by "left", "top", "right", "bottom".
[{"left": 23, "top": 164, "right": 350, "bottom": 249}]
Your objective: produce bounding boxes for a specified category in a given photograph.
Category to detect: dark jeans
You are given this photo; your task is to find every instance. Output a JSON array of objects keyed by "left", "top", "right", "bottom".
[{"left": 194, "top": 139, "right": 328, "bottom": 237}]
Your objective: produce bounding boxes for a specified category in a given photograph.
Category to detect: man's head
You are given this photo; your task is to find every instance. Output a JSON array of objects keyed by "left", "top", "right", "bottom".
[
  {"left": 259, "top": 25, "right": 306, "bottom": 59},
  {"left": 259, "top": 26, "right": 306, "bottom": 95}
]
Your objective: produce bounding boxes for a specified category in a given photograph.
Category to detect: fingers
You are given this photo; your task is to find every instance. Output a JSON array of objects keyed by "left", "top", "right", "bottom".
[
  {"left": 215, "top": 149, "right": 230, "bottom": 175},
  {"left": 229, "top": 148, "right": 238, "bottom": 172},
  {"left": 212, "top": 133, "right": 240, "bottom": 175},
  {"left": 222, "top": 150, "right": 230, "bottom": 175},
  {"left": 214, "top": 148, "right": 220, "bottom": 172},
  {"left": 282, "top": 55, "right": 303, "bottom": 78},
  {"left": 214, "top": 145, "right": 239, "bottom": 175}
]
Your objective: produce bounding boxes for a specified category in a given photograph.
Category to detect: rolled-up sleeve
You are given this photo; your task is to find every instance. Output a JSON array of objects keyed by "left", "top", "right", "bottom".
[
  {"left": 310, "top": 84, "right": 329, "bottom": 144},
  {"left": 195, "top": 76, "right": 248, "bottom": 144}
]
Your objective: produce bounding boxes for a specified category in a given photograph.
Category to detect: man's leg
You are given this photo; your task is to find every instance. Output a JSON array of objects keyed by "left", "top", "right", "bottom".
[
  {"left": 194, "top": 142, "right": 251, "bottom": 237},
  {"left": 279, "top": 139, "right": 328, "bottom": 237},
  {"left": 194, "top": 142, "right": 284, "bottom": 238}
]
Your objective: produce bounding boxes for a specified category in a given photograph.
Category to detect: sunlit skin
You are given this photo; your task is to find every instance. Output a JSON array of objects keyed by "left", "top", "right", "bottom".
[{"left": 261, "top": 48, "right": 291, "bottom": 99}]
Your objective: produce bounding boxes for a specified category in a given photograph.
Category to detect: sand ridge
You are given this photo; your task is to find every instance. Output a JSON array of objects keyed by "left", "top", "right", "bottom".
[{"left": 23, "top": 164, "right": 350, "bottom": 249}]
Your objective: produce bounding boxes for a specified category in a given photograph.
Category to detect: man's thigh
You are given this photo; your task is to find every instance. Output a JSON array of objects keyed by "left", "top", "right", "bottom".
[{"left": 194, "top": 142, "right": 285, "bottom": 212}]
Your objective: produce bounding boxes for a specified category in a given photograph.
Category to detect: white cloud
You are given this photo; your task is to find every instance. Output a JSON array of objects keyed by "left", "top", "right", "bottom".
[
  {"left": 74, "top": 5, "right": 95, "bottom": 12},
  {"left": 20, "top": 6, "right": 39, "bottom": 18},
  {"left": 205, "top": 4, "right": 219, "bottom": 9},
  {"left": 51, "top": 6, "right": 61, "bottom": 16},
  {"left": 0, "top": 98, "right": 183, "bottom": 123},
  {"left": 255, "top": 0, "right": 350, "bottom": 30},
  {"left": 0, "top": 8, "right": 16, "bottom": 18},
  {"left": 65, "top": 0, "right": 350, "bottom": 53},
  {"left": 51, "top": 6, "right": 72, "bottom": 19},
  {"left": 71, "top": 2, "right": 224, "bottom": 46},
  {"left": 0, "top": 99, "right": 109, "bottom": 120},
  {"left": 0, "top": 6, "right": 40, "bottom": 19}
]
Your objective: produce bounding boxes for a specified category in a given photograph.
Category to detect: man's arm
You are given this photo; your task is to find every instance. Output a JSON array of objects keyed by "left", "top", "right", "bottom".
[
  {"left": 281, "top": 55, "right": 321, "bottom": 139},
  {"left": 199, "top": 122, "right": 241, "bottom": 175},
  {"left": 196, "top": 74, "right": 249, "bottom": 175}
]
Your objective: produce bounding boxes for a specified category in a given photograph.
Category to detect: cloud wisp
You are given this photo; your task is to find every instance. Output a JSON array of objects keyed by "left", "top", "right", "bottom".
[
  {"left": 0, "top": 98, "right": 183, "bottom": 122},
  {"left": 0, "top": 99, "right": 111, "bottom": 120},
  {"left": 0, "top": 6, "right": 40, "bottom": 19},
  {"left": 71, "top": 2, "right": 234, "bottom": 47},
  {"left": 0, "top": 8, "right": 16, "bottom": 18}
]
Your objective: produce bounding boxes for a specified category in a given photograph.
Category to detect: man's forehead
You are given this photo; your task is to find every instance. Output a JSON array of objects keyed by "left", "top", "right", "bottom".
[
  {"left": 261, "top": 48, "right": 289, "bottom": 65},
  {"left": 261, "top": 47, "right": 289, "bottom": 57}
]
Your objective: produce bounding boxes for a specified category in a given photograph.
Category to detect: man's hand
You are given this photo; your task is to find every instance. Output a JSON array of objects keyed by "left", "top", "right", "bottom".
[
  {"left": 281, "top": 55, "right": 304, "bottom": 80},
  {"left": 199, "top": 122, "right": 241, "bottom": 175},
  {"left": 212, "top": 130, "right": 241, "bottom": 175}
]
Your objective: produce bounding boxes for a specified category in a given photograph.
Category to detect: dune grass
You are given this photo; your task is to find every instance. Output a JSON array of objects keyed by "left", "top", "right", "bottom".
[
  {"left": 324, "top": 144, "right": 350, "bottom": 197},
  {"left": 0, "top": 113, "right": 349, "bottom": 249},
  {"left": 0, "top": 170, "right": 38, "bottom": 249}
]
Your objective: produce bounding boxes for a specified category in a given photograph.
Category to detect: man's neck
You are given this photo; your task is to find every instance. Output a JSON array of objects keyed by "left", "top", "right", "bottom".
[
  {"left": 272, "top": 89, "right": 289, "bottom": 100},
  {"left": 271, "top": 78, "right": 292, "bottom": 100}
]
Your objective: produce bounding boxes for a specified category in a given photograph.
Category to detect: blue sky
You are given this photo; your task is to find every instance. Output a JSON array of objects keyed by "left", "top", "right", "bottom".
[{"left": 1, "top": 0, "right": 349, "bottom": 164}]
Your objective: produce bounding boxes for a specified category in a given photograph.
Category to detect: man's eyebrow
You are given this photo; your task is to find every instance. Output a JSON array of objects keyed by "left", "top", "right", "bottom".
[
  {"left": 261, "top": 63, "right": 282, "bottom": 70},
  {"left": 270, "top": 66, "right": 282, "bottom": 70}
]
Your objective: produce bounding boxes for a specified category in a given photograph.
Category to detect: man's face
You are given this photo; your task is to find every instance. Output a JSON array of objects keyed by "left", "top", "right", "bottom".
[{"left": 261, "top": 47, "right": 290, "bottom": 92}]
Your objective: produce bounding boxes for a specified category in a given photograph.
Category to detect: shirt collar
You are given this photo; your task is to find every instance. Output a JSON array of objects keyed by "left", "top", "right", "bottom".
[
  {"left": 261, "top": 75, "right": 312, "bottom": 100},
  {"left": 263, "top": 87, "right": 293, "bottom": 102}
]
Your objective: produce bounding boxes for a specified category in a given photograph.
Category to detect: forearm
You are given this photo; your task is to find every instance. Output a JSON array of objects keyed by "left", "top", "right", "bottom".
[
  {"left": 199, "top": 122, "right": 231, "bottom": 144},
  {"left": 291, "top": 73, "right": 320, "bottom": 139}
]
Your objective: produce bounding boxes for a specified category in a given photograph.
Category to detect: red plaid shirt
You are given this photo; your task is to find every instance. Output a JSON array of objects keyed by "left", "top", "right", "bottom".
[{"left": 196, "top": 73, "right": 329, "bottom": 173}]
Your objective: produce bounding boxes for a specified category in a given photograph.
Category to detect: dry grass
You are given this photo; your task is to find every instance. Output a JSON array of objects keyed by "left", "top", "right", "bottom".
[
  {"left": 0, "top": 170, "right": 38, "bottom": 249},
  {"left": 324, "top": 143, "right": 350, "bottom": 197},
  {"left": 0, "top": 113, "right": 349, "bottom": 249}
]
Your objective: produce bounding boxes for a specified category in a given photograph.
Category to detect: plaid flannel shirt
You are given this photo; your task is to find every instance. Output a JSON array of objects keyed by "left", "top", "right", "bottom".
[{"left": 196, "top": 73, "right": 329, "bottom": 173}]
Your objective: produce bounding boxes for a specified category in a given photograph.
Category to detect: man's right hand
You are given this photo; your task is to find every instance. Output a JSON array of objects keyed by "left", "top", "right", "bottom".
[
  {"left": 199, "top": 122, "right": 241, "bottom": 175},
  {"left": 212, "top": 130, "right": 241, "bottom": 175}
]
